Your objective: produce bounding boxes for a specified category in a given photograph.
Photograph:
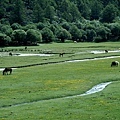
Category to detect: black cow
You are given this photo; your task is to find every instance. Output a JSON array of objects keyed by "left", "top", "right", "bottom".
[{"left": 111, "top": 61, "right": 119, "bottom": 67}]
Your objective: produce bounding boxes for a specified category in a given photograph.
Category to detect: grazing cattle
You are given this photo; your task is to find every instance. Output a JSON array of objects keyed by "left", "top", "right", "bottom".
[
  {"left": 105, "top": 50, "right": 108, "bottom": 53},
  {"left": 111, "top": 61, "right": 119, "bottom": 67},
  {"left": 59, "top": 53, "right": 64, "bottom": 57},
  {"left": 3, "top": 68, "right": 12, "bottom": 75}
]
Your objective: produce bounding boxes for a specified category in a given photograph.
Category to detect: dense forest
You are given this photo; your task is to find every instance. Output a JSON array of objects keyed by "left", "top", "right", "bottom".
[{"left": 0, "top": 0, "right": 120, "bottom": 46}]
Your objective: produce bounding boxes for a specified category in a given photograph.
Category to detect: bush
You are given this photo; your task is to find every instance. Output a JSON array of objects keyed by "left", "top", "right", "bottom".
[
  {"left": 56, "top": 28, "right": 71, "bottom": 42},
  {"left": 23, "top": 24, "right": 37, "bottom": 31},
  {"left": 1, "top": 25, "right": 13, "bottom": 36},
  {"left": 11, "top": 23, "right": 22, "bottom": 30},
  {"left": 0, "top": 33, "right": 11, "bottom": 46},
  {"left": 11, "top": 29, "right": 27, "bottom": 45},
  {"left": 94, "top": 36, "right": 103, "bottom": 43},
  {"left": 26, "top": 29, "right": 42, "bottom": 45},
  {"left": 41, "top": 27, "right": 55, "bottom": 43},
  {"left": 69, "top": 25, "right": 82, "bottom": 41},
  {"left": 96, "top": 26, "right": 111, "bottom": 41},
  {"left": 36, "top": 22, "right": 45, "bottom": 30},
  {"left": 109, "top": 23, "right": 120, "bottom": 40}
]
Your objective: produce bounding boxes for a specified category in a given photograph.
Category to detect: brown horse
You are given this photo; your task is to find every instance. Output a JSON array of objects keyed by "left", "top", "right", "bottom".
[
  {"left": 3, "top": 68, "right": 12, "bottom": 75},
  {"left": 59, "top": 53, "right": 64, "bottom": 57}
]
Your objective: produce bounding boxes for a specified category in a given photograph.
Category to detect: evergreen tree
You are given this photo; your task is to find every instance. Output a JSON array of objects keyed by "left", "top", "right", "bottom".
[
  {"left": 90, "top": 0, "right": 103, "bottom": 20},
  {"left": 44, "top": 5, "right": 56, "bottom": 23},
  {"left": 9, "top": 0, "right": 26, "bottom": 25},
  {"left": 69, "top": 2, "right": 81, "bottom": 22},
  {"left": 100, "top": 4, "right": 119, "bottom": 23},
  {"left": 77, "top": 0, "right": 91, "bottom": 19},
  {"left": 59, "top": 0, "right": 72, "bottom": 21},
  {"left": 33, "top": 1, "right": 44, "bottom": 22},
  {"left": 69, "top": 24, "right": 82, "bottom": 41},
  {"left": 0, "top": 0, "right": 7, "bottom": 19}
]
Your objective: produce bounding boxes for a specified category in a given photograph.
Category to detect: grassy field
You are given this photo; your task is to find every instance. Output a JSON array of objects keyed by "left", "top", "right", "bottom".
[{"left": 0, "top": 42, "right": 120, "bottom": 119}]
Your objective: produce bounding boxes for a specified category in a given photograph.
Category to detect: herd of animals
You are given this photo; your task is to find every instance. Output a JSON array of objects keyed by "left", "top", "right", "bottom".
[{"left": 2, "top": 49, "right": 120, "bottom": 75}]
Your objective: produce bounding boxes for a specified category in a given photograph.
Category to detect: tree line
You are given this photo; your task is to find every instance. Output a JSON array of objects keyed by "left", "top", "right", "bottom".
[{"left": 0, "top": 0, "right": 120, "bottom": 46}]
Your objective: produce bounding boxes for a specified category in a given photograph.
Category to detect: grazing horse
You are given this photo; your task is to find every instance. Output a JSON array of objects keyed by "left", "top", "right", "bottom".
[
  {"left": 3, "top": 68, "right": 12, "bottom": 75},
  {"left": 105, "top": 50, "right": 108, "bottom": 53},
  {"left": 59, "top": 53, "right": 64, "bottom": 57},
  {"left": 9, "top": 52, "right": 12, "bottom": 56},
  {"left": 25, "top": 47, "right": 27, "bottom": 50},
  {"left": 111, "top": 61, "right": 119, "bottom": 67}
]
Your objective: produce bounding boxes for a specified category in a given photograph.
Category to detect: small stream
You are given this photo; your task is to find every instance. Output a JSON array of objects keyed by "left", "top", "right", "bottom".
[
  {"left": 65, "top": 82, "right": 112, "bottom": 98},
  {"left": 0, "top": 82, "right": 112, "bottom": 108},
  {"left": 67, "top": 55, "right": 120, "bottom": 63}
]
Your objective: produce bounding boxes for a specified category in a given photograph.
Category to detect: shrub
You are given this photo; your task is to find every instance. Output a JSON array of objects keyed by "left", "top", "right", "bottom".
[
  {"left": 41, "top": 27, "right": 55, "bottom": 43},
  {"left": 94, "top": 36, "right": 103, "bottom": 43},
  {"left": 69, "top": 25, "right": 82, "bottom": 41},
  {"left": 11, "top": 23, "right": 22, "bottom": 30},
  {"left": 56, "top": 28, "right": 71, "bottom": 42},
  {"left": 26, "top": 29, "right": 42, "bottom": 45},
  {"left": 0, "top": 33, "right": 11, "bottom": 46},
  {"left": 11, "top": 29, "right": 27, "bottom": 45},
  {"left": 1, "top": 25, "right": 13, "bottom": 36}
]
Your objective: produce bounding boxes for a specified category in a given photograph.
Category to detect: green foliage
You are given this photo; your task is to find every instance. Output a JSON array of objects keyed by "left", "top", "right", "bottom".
[
  {"left": 9, "top": 0, "right": 26, "bottom": 25},
  {"left": 11, "top": 29, "right": 27, "bottom": 45},
  {"left": 90, "top": 0, "right": 103, "bottom": 20},
  {"left": 0, "top": 0, "right": 120, "bottom": 45},
  {"left": 0, "top": 0, "right": 120, "bottom": 24},
  {"left": 36, "top": 22, "right": 45, "bottom": 30},
  {"left": 69, "top": 25, "right": 82, "bottom": 41},
  {"left": 44, "top": 5, "right": 56, "bottom": 23},
  {"left": 23, "top": 24, "right": 37, "bottom": 31},
  {"left": 61, "top": 22, "right": 70, "bottom": 31},
  {"left": 77, "top": 0, "right": 91, "bottom": 20},
  {"left": 11, "top": 23, "right": 22, "bottom": 30},
  {"left": 86, "top": 29, "right": 97, "bottom": 42},
  {"left": 100, "top": 4, "right": 119, "bottom": 23},
  {"left": 96, "top": 26, "right": 111, "bottom": 41},
  {"left": 94, "top": 36, "right": 103, "bottom": 43},
  {"left": 56, "top": 28, "right": 71, "bottom": 42},
  {"left": 109, "top": 23, "right": 120, "bottom": 40},
  {"left": 26, "top": 29, "right": 42, "bottom": 44},
  {"left": 41, "top": 27, "right": 55, "bottom": 43},
  {"left": 33, "top": 2, "right": 44, "bottom": 23},
  {"left": 0, "top": 25, "right": 13, "bottom": 36},
  {"left": 0, "top": 33, "right": 11, "bottom": 46}
]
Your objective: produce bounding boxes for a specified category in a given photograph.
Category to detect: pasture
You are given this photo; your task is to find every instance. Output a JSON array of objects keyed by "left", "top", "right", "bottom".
[{"left": 0, "top": 42, "right": 120, "bottom": 120}]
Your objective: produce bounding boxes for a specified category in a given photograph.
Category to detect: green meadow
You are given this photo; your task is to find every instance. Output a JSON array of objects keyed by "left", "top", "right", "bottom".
[{"left": 0, "top": 42, "right": 120, "bottom": 120}]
